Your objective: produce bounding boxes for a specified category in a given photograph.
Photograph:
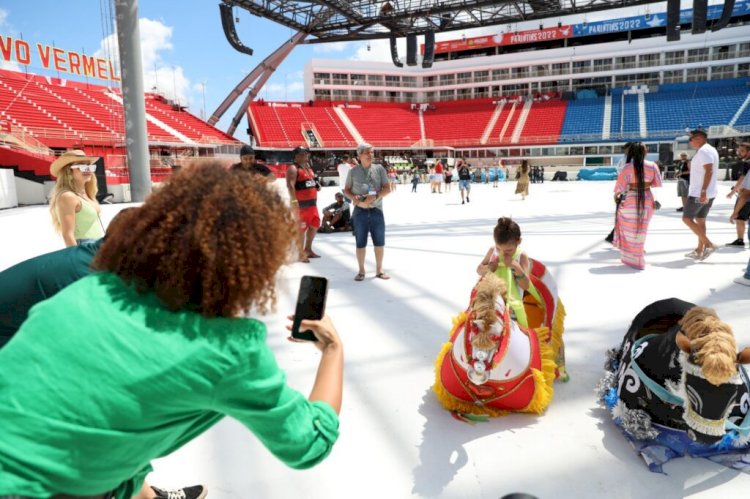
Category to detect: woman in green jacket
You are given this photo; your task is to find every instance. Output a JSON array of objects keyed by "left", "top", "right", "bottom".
[{"left": 0, "top": 163, "right": 343, "bottom": 499}]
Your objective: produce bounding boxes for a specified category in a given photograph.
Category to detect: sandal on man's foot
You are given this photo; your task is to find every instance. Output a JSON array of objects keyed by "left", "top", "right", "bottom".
[
  {"left": 354, "top": 272, "right": 365, "bottom": 281},
  {"left": 375, "top": 272, "right": 391, "bottom": 280},
  {"left": 307, "top": 252, "right": 321, "bottom": 258}
]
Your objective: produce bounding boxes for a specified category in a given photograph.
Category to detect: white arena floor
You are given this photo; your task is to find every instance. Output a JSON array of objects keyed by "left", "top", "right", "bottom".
[{"left": 1, "top": 178, "right": 749, "bottom": 499}]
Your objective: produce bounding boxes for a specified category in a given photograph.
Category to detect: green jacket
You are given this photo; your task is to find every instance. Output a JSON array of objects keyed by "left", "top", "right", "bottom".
[{"left": 0, "top": 272, "right": 339, "bottom": 498}]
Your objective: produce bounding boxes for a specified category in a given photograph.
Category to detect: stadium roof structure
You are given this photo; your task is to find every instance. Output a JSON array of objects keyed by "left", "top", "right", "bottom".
[{"left": 224, "top": 0, "right": 663, "bottom": 43}]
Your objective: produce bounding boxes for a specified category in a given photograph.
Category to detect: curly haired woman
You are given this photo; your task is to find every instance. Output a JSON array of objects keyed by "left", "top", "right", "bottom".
[
  {"left": 0, "top": 163, "right": 344, "bottom": 499},
  {"left": 49, "top": 149, "right": 104, "bottom": 247}
]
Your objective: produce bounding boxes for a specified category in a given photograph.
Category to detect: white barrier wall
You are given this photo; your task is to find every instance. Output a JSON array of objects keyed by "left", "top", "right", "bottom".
[{"left": 0, "top": 169, "right": 18, "bottom": 209}]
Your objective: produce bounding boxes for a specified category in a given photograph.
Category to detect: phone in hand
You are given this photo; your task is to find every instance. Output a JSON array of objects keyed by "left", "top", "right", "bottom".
[{"left": 291, "top": 276, "right": 328, "bottom": 341}]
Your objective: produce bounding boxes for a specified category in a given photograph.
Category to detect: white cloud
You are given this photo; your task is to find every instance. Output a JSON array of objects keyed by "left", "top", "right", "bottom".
[
  {"left": 0, "top": 60, "right": 22, "bottom": 71},
  {"left": 313, "top": 41, "right": 351, "bottom": 53},
  {"left": 0, "top": 8, "right": 20, "bottom": 70},
  {"left": 94, "top": 18, "right": 192, "bottom": 106},
  {"left": 261, "top": 80, "right": 304, "bottom": 101},
  {"left": 352, "top": 38, "right": 405, "bottom": 63}
]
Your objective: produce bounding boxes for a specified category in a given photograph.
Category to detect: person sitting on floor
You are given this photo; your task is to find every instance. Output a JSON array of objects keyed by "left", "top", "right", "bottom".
[{"left": 320, "top": 192, "right": 352, "bottom": 233}]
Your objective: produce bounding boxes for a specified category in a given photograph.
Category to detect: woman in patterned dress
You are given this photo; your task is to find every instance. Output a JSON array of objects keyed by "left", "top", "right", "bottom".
[{"left": 613, "top": 142, "right": 663, "bottom": 269}]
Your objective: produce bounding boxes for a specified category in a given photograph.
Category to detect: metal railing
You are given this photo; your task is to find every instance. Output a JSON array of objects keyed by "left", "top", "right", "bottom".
[
  {"left": 0, "top": 123, "right": 237, "bottom": 147},
  {"left": 252, "top": 125, "right": 750, "bottom": 151}
]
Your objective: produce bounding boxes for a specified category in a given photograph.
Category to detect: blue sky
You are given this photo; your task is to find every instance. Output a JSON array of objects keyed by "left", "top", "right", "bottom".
[{"left": 0, "top": 1, "right": 716, "bottom": 136}]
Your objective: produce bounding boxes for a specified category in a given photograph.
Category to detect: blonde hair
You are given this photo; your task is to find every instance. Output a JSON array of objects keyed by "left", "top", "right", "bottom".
[
  {"left": 470, "top": 273, "right": 508, "bottom": 351},
  {"left": 49, "top": 165, "right": 98, "bottom": 233},
  {"left": 679, "top": 307, "right": 737, "bottom": 385}
]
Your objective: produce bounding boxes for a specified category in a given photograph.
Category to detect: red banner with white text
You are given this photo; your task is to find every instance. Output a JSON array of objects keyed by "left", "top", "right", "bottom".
[{"left": 421, "top": 26, "right": 573, "bottom": 55}]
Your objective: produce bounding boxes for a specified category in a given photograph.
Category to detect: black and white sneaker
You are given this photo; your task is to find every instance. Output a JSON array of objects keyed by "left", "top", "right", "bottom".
[
  {"left": 725, "top": 239, "right": 745, "bottom": 247},
  {"left": 151, "top": 485, "right": 207, "bottom": 499}
]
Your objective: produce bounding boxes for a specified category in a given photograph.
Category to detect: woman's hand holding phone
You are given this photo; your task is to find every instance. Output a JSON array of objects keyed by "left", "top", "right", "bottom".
[{"left": 287, "top": 315, "right": 341, "bottom": 352}]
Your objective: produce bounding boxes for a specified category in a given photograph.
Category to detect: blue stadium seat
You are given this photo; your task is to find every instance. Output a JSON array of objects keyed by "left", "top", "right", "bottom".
[{"left": 559, "top": 97, "right": 604, "bottom": 141}]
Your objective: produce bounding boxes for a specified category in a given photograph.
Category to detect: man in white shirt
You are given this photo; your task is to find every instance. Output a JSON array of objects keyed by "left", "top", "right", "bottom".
[
  {"left": 731, "top": 167, "right": 750, "bottom": 286},
  {"left": 682, "top": 130, "right": 719, "bottom": 260},
  {"left": 337, "top": 154, "right": 354, "bottom": 200}
]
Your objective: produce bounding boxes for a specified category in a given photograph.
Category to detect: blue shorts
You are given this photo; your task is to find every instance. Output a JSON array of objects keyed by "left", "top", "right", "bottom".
[
  {"left": 459, "top": 179, "right": 471, "bottom": 191},
  {"left": 353, "top": 207, "right": 385, "bottom": 248}
]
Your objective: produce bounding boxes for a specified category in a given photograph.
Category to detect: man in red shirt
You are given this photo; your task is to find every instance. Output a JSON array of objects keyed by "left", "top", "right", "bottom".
[{"left": 286, "top": 146, "right": 321, "bottom": 262}]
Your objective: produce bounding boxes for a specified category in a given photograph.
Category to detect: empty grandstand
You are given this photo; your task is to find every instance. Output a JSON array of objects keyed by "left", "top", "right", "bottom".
[
  {"left": 0, "top": 68, "right": 240, "bottom": 204},
  {"left": 242, "top": 1, "right": 750, "bottom": 171}
]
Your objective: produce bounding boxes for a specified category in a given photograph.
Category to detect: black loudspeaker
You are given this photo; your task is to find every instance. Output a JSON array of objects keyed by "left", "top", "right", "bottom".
[
  {"left": 666, "top": 0, "right": 681, "bottom": 41},
  {"left": 93, "top": 158, "right": 109, "bottom": 199},
  {"left": 406, "top": 33, "right": 417, "bottom": 66},
  {"left": 712, "top": 0, "right": 735, "bottom": 31},
  {"left": 422, "top": 31, "right": 435, "bottom": 69},
  {"left": 692, "top": 0, "right": 708, "bottom": 34},
  {"left": 219, "top": 4, "right": 254, "bottom": 56},
  {"left": 390, "top": 36, "right": 403, "bottom": 67}
]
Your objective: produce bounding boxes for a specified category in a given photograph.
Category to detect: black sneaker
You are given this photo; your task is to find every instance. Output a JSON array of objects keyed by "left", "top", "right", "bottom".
[
  {"left": 462, "top": 200, "right": 465, "bottom": 204},
  {"left": 151, "top": 485, "right": 207, "bottom": 499},
  {"left": 726, "top": 239, "right": 745, "bottom": 247},
  {"left": 676, "top": 207, "right": 684, "bottom": 212},
  {"left": 467, "top": 196, "right": 470, "bottom": 203}
]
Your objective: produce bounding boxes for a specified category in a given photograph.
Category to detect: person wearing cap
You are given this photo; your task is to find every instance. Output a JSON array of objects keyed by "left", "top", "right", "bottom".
[
  {"left": 320, "top": 192, "right": 351, "bottom": 233},
  {"left": 682, "top": 130, "right": 719, "bottom": 260},
  {"left": 49, "top": 149, "right": 104, "bottom": 247},
  {"left": 343, "top": 143, "right": 391, "bottom": 281},
  {"left": 232, "top": 144, "right": 273, "bottom": 179},
  {"left": 286, "top": 146, "right": 321, "bottom": 262}
]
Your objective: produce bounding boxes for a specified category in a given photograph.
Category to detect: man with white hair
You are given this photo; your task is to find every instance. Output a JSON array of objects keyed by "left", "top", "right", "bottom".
[{"left": 343, "top": 143, "right": 391, "bottom": 281}]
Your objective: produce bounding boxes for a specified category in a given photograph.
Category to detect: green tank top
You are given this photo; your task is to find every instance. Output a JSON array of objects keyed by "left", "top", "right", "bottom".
[
  {"left": 492, "top": 248, "right": 541, "bottom": 328},
  {"left": 69, "top": 196, "right": 104, "bottom": 240}
]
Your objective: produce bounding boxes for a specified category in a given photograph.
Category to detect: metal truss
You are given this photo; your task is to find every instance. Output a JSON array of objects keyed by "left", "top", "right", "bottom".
[{"left": 224, "top": 0, "right": 663, "bottom": 43}]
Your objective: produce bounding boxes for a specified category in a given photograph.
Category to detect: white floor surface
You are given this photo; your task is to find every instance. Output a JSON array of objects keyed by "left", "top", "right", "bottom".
[{"left": 1, "top": 178, "right": 749, "bottom": 499}]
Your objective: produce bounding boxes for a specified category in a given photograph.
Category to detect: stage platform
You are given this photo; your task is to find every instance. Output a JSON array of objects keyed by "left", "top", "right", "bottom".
[{"left": 1, "top": 179, "right": 748, "bottom": 499}]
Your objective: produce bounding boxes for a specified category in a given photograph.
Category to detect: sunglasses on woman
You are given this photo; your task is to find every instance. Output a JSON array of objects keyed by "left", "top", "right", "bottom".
[{"left": 71, "top": 163, "right": 97, "bottom": 173}]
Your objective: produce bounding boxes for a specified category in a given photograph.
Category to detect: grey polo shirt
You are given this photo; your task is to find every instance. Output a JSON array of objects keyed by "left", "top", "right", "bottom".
[{"left": 345, "top": 163, "right": 389, "bottom": 210}]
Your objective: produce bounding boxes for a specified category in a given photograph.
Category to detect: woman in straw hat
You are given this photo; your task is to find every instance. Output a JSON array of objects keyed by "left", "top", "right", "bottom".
[{"left": 49, "top": 149, "right": 104, "bottom": 246}]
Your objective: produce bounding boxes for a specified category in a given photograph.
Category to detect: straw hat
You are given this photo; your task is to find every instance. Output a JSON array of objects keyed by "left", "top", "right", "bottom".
[{"left": 50, "top": 150, "right": 99, "bottom": 178}]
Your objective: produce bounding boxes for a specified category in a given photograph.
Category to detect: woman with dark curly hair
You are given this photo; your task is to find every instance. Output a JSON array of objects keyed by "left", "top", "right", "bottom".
[{"left": 0, "top": 163, "right": 344, "bottom": 499}]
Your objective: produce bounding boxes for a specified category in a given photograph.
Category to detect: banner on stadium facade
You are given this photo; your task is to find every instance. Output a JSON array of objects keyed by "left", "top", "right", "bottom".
[
  {"left": 421, "top": 26, "right": 572, "bottom": 55},
  {"left": 0, "top": 35, "right": 120, "bottom": 82},
  {"left": 421, "top": 0, "right": 750, "bottom": 54},
  {"left": 572, "top": 0, "right": 750, "bottom": 37}
]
